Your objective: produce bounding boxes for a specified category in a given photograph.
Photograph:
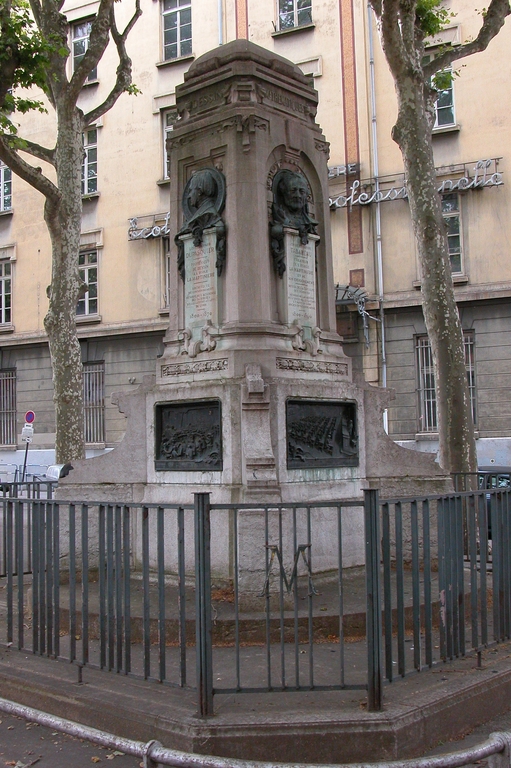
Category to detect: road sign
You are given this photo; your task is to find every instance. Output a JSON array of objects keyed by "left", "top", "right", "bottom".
[
  {"left": 21, "top": 424, "right": 34, "bottom": 443},
  {"left": 25, "top": 410, "right": 35, "bottom": 424}
]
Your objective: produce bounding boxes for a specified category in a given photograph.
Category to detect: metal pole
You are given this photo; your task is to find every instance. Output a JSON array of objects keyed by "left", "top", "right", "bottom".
[
  {"left": 364, "top": 488, "right": 382, "bottom": 711},
  {"left": 21, "top": 441, "right": 29, "bottom": 483},
  {"left": 194, "top": 493, "right": 214, "bottom": 717}
]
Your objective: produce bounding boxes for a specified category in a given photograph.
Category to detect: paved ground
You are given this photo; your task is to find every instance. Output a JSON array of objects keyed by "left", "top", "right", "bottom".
[
  {"left": 0, "top": 566, "right": 508, "bottom": 764},
  {"left": 0, "top": 711, "right": 141, "bottom": 768},
  {"left": 0, "top": 696, "right": 510, "bottom": 768}
]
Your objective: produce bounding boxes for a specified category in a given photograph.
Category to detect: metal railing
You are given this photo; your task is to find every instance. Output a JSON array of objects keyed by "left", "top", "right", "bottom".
[
  {"left": 0, "top": 696, "right": 510, "bottom": 768},
  {"left": 0, "top": 487, "right": 510, "bottom": 717},
  {"left": 380, "top": 489, "right": 510, "bottom": 685}
]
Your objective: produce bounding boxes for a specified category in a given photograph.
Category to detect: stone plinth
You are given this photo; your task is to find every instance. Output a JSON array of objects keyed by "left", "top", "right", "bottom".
[{"left": 59, "top": 40, "right": 451, "bottom": 582}]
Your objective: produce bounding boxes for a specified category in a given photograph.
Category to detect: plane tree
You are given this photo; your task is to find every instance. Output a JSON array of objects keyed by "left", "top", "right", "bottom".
[
  {"left": 0, "top": 0, "right": 141, "bottom": 463},
  {"left": 369, "top": 0, "right": 510, "bottom": 474}
]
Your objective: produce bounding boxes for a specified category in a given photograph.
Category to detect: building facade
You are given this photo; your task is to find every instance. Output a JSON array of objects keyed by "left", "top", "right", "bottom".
[{"left": 0, "top": 0, "right": 510, "bottom": 475}]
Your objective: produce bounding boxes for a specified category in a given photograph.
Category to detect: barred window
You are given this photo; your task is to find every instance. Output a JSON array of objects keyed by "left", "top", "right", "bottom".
[
  {"left": 83, "top": 361, "right": 105, "bottom": 444},
  {"left": 0, "top": 262, "right": 11, "bottom": 325},
  {"left": 0, "top": 162, "right": 12, "bottom": 212},
  {"left": 72, "top": 19, "right": 98, "bottom": 81},
  {"left": 278, "top": 0, "right": 312, "bottom": 30},
  {"left": 0, "top": 370, "right": 16, "bottom": 446},
  {"left": 162, "top": 0, "right": 192, "bottom": 60},
  {"left": 82, "top": 129, "right": 98, "bottom": 196},
  {"left": 77, "top": 250, "right": 98, "bottom": 316},
  {"left": 416, "top": 333, "right": 476, "bottom": 433}
]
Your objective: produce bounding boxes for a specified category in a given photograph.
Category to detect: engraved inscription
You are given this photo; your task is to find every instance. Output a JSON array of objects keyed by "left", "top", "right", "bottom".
[
  {"left": 184, "top": 231, "right": 218, "bottom": 329},
  {"left": 186, "top": 86, "right": 230, "bottom": 115},
  {"left": 285, "top": 232, "right": 317, "bottom": 326},
  {"left": 286, "top": 400, "right": 358, "bottom": 469},
  {"left": 161, "top": 359, "right": 228, "bottom": 377},
  {"left": 276, "top": 358, "right": 349, "bottom": 376},
  {"left": 260, "top": 86, "right": 310, "bottom": 117},
  {"left": 155, "top": 401, "right": 222, "bottom": 471}
]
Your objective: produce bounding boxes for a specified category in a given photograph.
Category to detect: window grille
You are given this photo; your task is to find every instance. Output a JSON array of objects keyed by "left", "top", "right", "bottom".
[
  {"left": 82, "top": 129, "right": 98, "bottom": 196},
  {"left": 72, "top": 20, "right": 97, "bottom": 81},
  {"left": 417, "top": 333, "right": 476, "bottom": 433},
  {"left": 0, "top": 162, "right": 12, "bottom": 212},
  {"left": 0, "top": 370, "right": 16, "bottom": 446},
  {"left": 278, "top": 0, "right": 312, "bottom": 30},
  {"left": 162, "top": 0, "right": 192, "bottom": 60},
  {"left": 442, "top": 192, "right": 462, "bottom": 274},
  {"left": 77, "top": 250, "right": 98, "bottom": 316},
  {"left": 83, "top": 362, "right": 105, "bottom": 444},
  {"left": 0, "top": 262, "right": 12, "bottom": 325}
]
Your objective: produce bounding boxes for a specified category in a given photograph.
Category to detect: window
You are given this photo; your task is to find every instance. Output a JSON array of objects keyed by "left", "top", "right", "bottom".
[
  {"left": 0, "top": 370, "right": 16, "bottom": 446},
  {"left": 83, "top": 362, "right": 105, "bottom": 444},
  {"left": 0, "top": 262, "right": 11, "bottom": 325},
  {"left": 72, "top": 20, "right": 97, "bottom": 81},
  {"left": 163, "top": 110, "right": 176, "bottom": 179},
  {"left": 433, "top": 68, "right": 455, "bottom": 128},
  {"left": 278, "top": 0, "right": 312, "bottom": 30},
  {"left": 0, "top": 162, "right": 12, "bottom": 212},
  {"left": 442, "top": 192, "right": 462, "bottom": 274},
  {"left": 77, "top": 250, "right": 98, "bottom": 316},
  {"left": 82, "top": 129, "right": 98, "bottom": 196},
  {"left": 162, "top": 0, "right": 192, "bottom": 61},
  {"left": 163, "top": 237, "right": 171, "bottom": 307},
  {"left": 416, "top": 333, "right": 476, "bottom": 433}
]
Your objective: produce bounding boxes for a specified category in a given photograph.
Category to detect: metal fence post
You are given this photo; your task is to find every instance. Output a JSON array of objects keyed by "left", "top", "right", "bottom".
[
  {"left": 194, "top": 493, "right": 214, "bottom": 717},
  {"left": 364, "top": 488, "right": 383, "bottom": 711}
]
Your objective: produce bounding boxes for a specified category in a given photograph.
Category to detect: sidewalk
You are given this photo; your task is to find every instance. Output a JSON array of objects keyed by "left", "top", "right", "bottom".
[{"left": 1, "top": 641, "right": 511, "bottom": 764}]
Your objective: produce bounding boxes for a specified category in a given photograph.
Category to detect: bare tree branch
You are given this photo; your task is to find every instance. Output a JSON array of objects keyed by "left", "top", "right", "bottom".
[
  {"left": 84, "top": 0, "right": 142, "bottom": 126},
  {"left": 377, "top": 0, "right": 410, "bottom": 79},
  {"left": 0, "top": 135, "right": 59, "bottom": 202},
  {"left": 67, "top": 0, "right": 114, "bottom": 104},
  {"left": 34, "top": 0, "right": 68, "bottom": 108},
  {"left": 15, "top": 137, "right": 55, "bottom": 165},
  {"left": 424, "top": 0, "right": 510, "bottom": 77}
]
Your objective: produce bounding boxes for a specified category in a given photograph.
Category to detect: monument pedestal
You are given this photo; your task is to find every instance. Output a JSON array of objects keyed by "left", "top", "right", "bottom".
[{"left": 60, "top": 41, "right": 450, "bottom": 579}]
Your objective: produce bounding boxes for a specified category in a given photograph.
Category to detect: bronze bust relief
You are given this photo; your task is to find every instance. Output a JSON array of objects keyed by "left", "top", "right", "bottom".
[
  {"left": 269, "top": 169, "right": 318, "bottom": 276},
  {"left": 175, "top": 168, "right": 227, "bottom": 280}
]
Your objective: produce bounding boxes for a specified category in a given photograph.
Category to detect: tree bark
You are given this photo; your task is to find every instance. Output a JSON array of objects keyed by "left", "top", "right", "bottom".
[
  {"left": 1, "top": 0, "right": 141, "bottom": 464},
  {"left": 43, "top": 106, "right": 85, "bottom": 463},
  {"left": 392, "top": 73, "right": 477, "bottom": 475}
]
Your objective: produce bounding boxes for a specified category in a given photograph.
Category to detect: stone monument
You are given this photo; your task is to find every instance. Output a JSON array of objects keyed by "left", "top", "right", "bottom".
[{"left": 62, "top": 40, "right": 447, "bottom": 513}]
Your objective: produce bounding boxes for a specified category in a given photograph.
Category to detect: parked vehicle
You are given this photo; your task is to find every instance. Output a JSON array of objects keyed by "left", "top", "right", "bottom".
[{"left": 478, "top": 467, "right": 511, "bottom": 539}]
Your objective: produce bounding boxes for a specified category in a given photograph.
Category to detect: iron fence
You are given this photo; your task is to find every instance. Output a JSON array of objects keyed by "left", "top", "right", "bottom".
[{"left": 0, "top": 486, "right": 509, "bottom": 716}]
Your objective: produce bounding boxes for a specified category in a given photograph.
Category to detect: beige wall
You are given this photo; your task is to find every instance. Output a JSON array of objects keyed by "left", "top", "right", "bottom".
[{"left": 0, "top": 0, "right": 510, "bottom": 457}]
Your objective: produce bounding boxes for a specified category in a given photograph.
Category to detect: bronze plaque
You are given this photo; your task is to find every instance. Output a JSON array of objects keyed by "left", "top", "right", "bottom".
[
  {"left": 286, "top": 399, "right": 358, "bottom": 469},
  {"left": 155, "top": 400, "right": 222, "bottom": 471}
]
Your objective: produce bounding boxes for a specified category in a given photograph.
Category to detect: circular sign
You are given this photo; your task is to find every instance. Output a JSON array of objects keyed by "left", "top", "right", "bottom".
[{"left": 25, "top": 410, "right": 36, "bottom": 424}]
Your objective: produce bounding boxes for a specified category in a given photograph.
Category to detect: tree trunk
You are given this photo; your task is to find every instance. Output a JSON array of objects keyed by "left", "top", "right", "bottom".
[
  {"left": 392, "top": 74, "right": 477, "bottom": 476},
  {"left": 43, "top": 106, "right": 85, "bottom": 464}
]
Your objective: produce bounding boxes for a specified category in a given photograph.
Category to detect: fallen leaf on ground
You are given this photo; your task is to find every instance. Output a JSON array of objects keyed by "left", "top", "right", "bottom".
[{"left": 91, "top": 759, "right": 101, "bottom": 764}]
